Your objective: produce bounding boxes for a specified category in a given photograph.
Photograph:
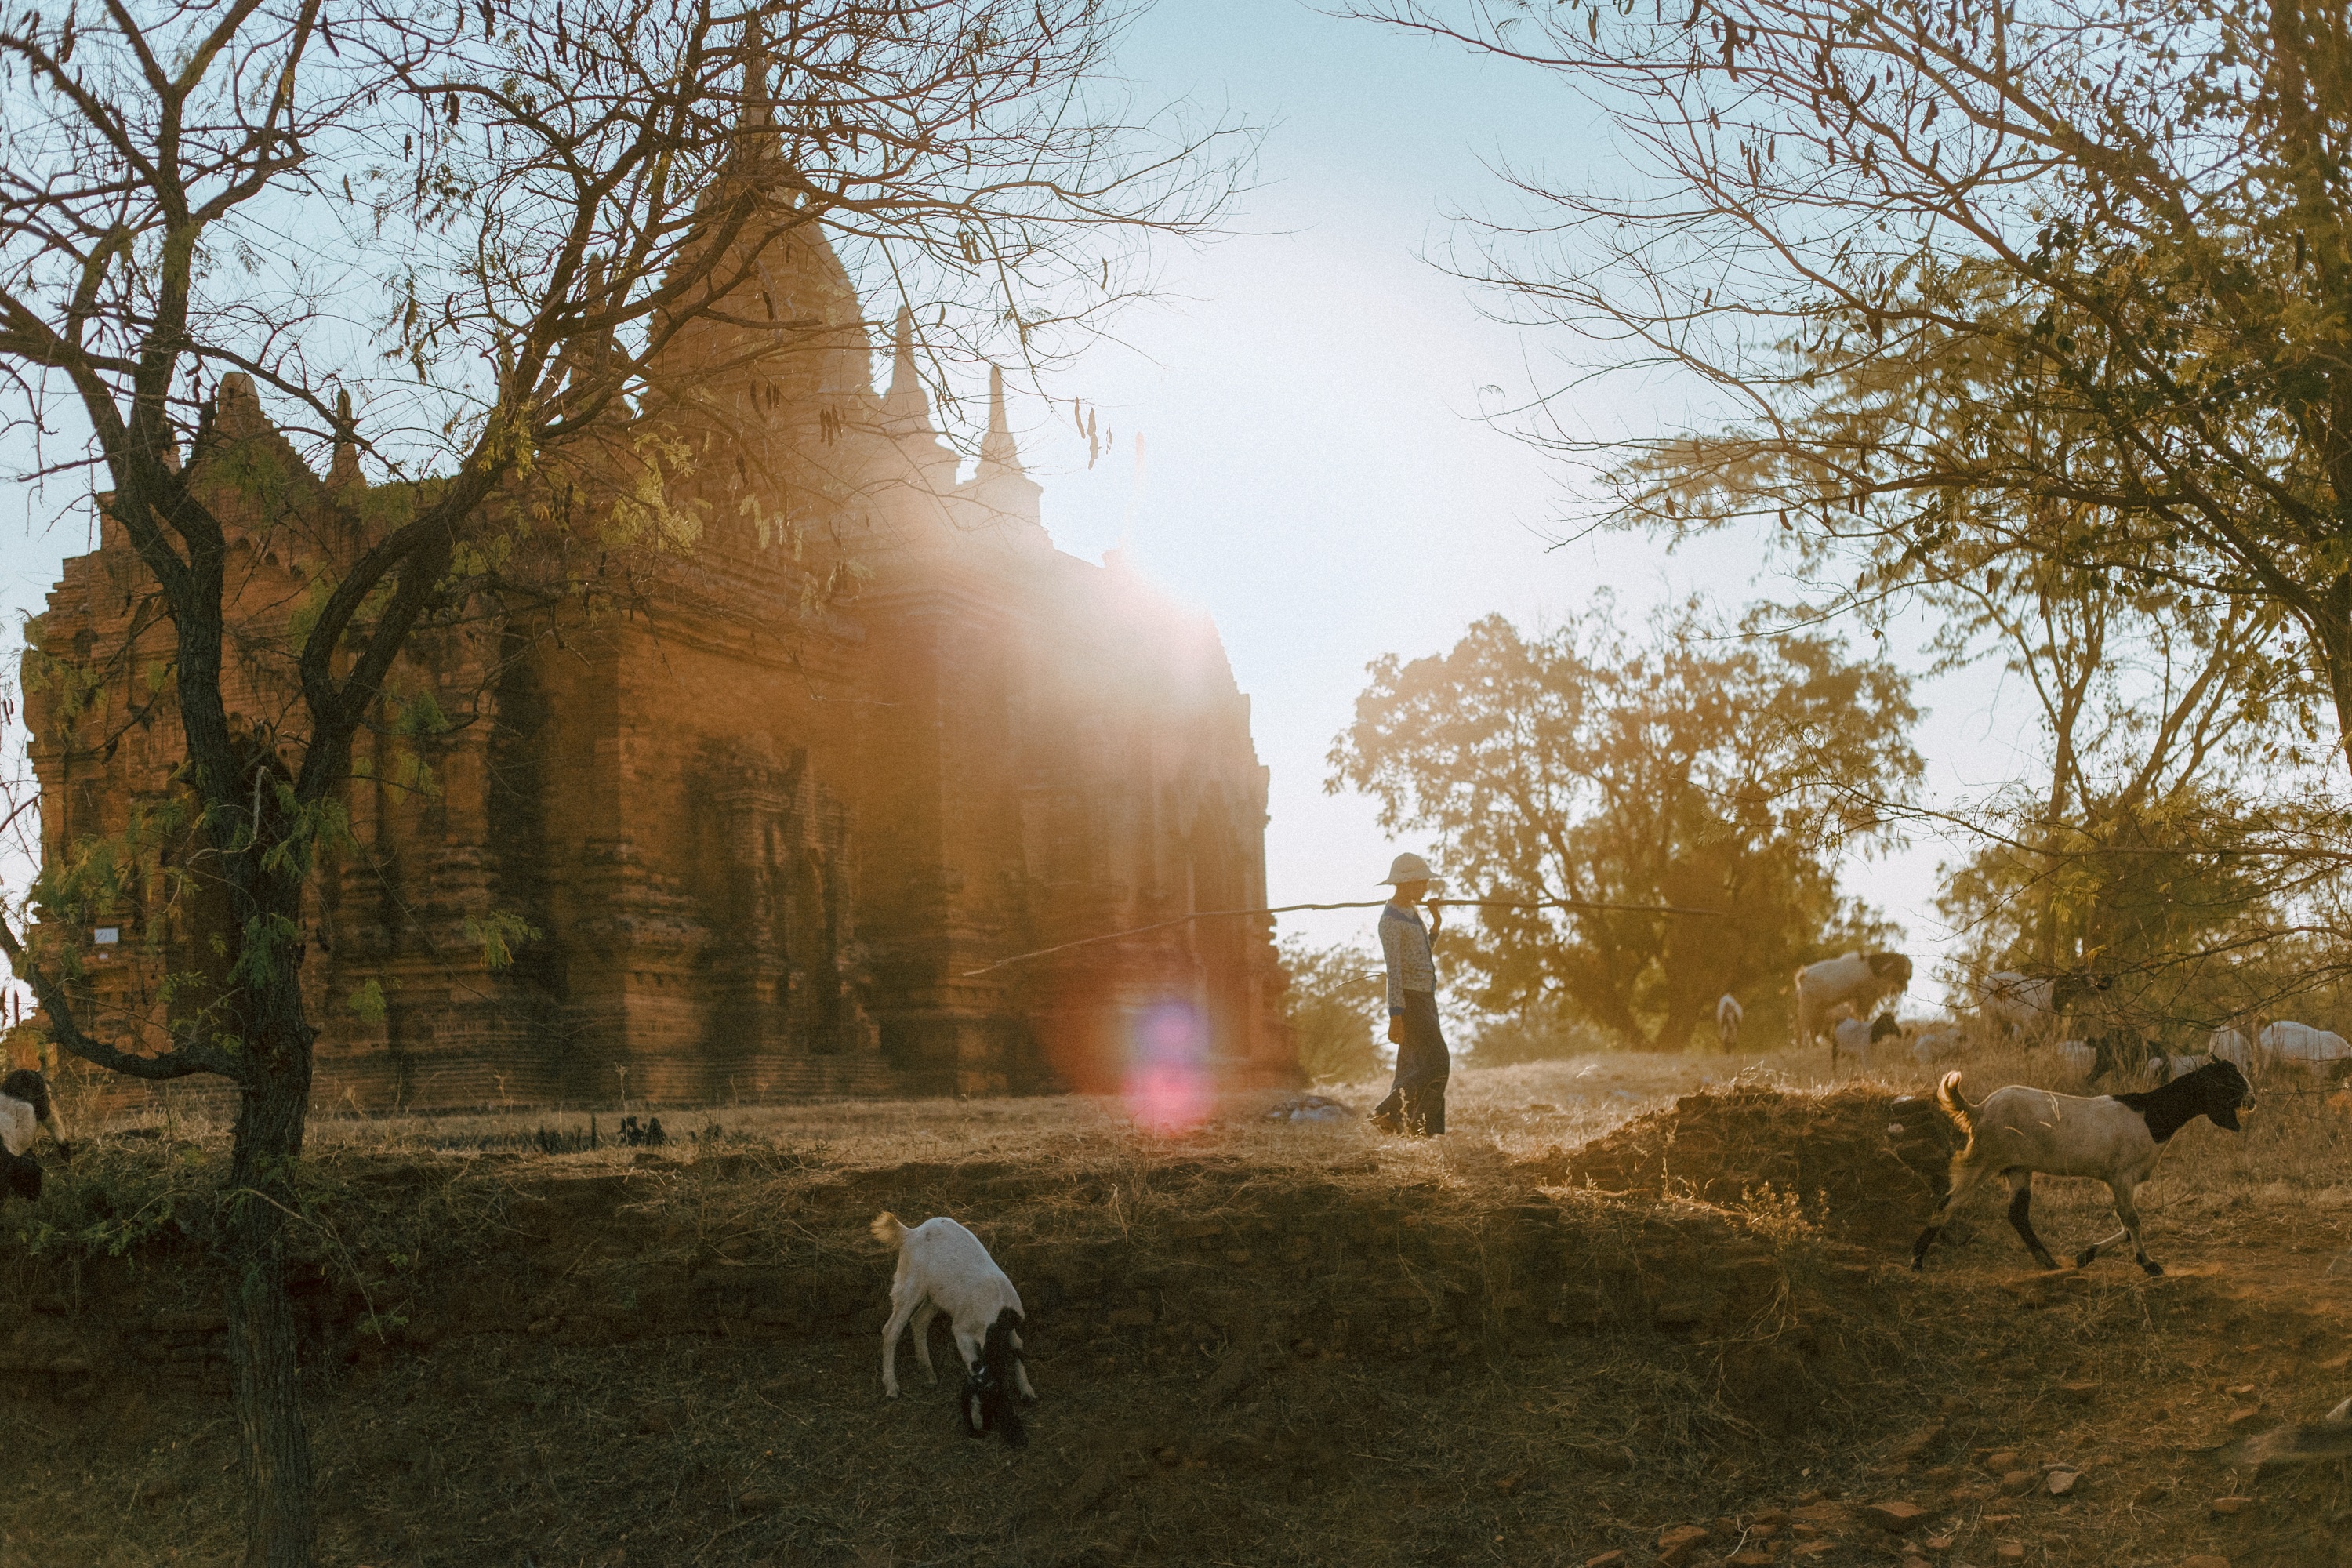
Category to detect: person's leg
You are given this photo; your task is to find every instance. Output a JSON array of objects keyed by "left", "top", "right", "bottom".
[{"left": 1399, "top": 993, "right": 1450, "bottom": 1135}]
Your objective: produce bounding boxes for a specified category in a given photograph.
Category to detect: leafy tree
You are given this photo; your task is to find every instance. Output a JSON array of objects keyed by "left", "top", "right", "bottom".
[
  {"left": 1356, "top": 0, "right": 2352, "bottom": 779},
  {"left": 0, "top": 2, "right": 1241, "bottom": 1561},
  {"left": 1276, "top": 935, "right": 1384, "bottom": 1083},
  {"left": 1327, "top": 601, "right": 1918, "bottom": 1051}
]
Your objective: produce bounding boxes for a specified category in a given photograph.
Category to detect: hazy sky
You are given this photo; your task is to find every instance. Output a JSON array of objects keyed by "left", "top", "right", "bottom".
[
  {"left": 0, "top": 0, "right": 2041, "bottom": 1018},
  {"left": 998, "top": 0, "right": 2018, "bottom": 1007}
]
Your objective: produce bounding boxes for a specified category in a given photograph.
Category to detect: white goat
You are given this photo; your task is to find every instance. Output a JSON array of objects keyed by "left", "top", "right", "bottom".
[
  {"left": 871, "top": 1211, "right": 1034, "bottom": 1443},
  {"left": 1909, "top": 1027, "right": 1969, "bottom": 1068},
  {"left": 2209, "top": 1027, "right": 2256, "bottom": 1071},
  {"left": 1980, "top": 970, "right": 2114, "bottom": 1040},
  {"left": 2147, "top": 1052, "right": 2212, "bottom": 1084},
  {"left": 0, "top": 1069, "right": 69, "bottom": 1160},
  {"left": 1794, "top": 953, "right": 1911, "bottom": 1048},
  {"left": 1831, "top": 1011, "right": 1902, "bottom": 1069},
  {"left": 2258, "top": 1021, "right": 2352, "bottom": 1080},
  {"left": 1715, "top": 993, "right": 1743, "bottom": 1051},
  {"left": 1911, "top": 1060, "right": 2254, "bottom": 1276}
]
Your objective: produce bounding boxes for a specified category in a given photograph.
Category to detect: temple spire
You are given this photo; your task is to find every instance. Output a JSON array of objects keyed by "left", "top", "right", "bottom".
[
  {"left": 884, "top": 306, "right": 931, "bottom": 427},
  {"left": 960, "top": 362, "right": 1044, "bottom": 535},
  {"left": 978, "top": 363, "right": 1024, "bottom": 479},
  {"left": 328, "top": 388, "right": 363, "bottom": 489}
]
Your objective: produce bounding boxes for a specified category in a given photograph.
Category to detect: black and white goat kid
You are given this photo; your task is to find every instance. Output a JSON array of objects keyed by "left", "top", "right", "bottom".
[
  {"left": 1910, "top": 1060, "right": 2254, "bottom": 1276},
  {"left": 0, "top": 1069, "right": 68, "bottom": 1204},
  {"left": 872, "top": 1211, "right": 1035, "bottom": 1446}
]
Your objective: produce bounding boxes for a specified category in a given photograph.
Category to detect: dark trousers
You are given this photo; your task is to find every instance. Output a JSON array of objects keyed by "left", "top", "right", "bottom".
[{"left": 1371, "top": 991, "right": 1449, "bottom": 1135}]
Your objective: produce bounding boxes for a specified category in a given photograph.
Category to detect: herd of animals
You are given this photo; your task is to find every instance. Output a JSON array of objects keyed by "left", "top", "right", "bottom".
[
  {"left": 1714, "top": 950, "right": 2352, "bottom": 1086},
  {"left": 0, "top": 960, "right": 2343, "bottom": 1461}
]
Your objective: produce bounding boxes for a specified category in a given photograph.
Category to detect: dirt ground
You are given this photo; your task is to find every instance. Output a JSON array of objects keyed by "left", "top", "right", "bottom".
[{"left": 0, "top": 1046, "right": 2346, "bottom": 1567}]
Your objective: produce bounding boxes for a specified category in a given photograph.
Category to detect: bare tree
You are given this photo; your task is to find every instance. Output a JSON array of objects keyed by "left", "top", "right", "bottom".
[{"left": 0, "top": 2, "right": 1243, "bottom": 1562}]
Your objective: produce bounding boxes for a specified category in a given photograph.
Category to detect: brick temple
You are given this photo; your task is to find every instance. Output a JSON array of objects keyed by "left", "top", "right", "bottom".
[{"left": 24, "top": 169, "right": 1291, "bottom": 1112}]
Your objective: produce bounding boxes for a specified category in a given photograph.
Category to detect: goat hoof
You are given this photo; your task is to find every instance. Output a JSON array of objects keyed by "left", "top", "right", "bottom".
[
  {"left": 2074, "top": 1249, "right": 2097, "bottom": 1269},
  {"left": 2141, "top": 1259, "right": 2165, "bottom": 1277}
]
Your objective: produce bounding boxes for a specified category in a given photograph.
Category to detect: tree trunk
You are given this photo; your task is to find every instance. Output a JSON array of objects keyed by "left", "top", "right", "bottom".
[{"left": 226, "top": 986, "right": 318, "bottom": 1568}]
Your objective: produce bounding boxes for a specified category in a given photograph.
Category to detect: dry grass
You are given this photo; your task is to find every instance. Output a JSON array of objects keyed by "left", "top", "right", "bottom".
[{"left": 0, "top": 1045, "right": 2347, "bottom": 1567}]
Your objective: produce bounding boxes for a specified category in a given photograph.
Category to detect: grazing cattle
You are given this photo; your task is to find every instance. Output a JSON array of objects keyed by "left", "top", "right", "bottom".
[
  {"left": 2258, "top": 1021, "right": 2352, "bottom": 1080},
  {"left": 872, "top": 1212, "right": 1034, "bottom": 1446},
  {"left": 1794, "top": 953, "right": 1912, "bottom": 1048},
  {"left": 1831, "top": 1011, "right": 1902, "bottom": 1070},
  {"left": 1715, "top": 993, "right": 1743, "bottom": 1052},
  {"left": 2209, "top": 1027, "right": 2256, "bottom": 1071},
  {"left": 1909, "top": 1027, "right": 1969, "bottom": 1068},
  {"left": 1980, "top": 970, "right": 2113, "bottom": 1040},
  {"left": 1910, "top": 1061, "right": 2254, "bottom": 1276}
]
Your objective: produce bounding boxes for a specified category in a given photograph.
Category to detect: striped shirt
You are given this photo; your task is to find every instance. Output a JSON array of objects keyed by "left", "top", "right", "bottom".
[{"left": 1379, "top": 902, "right": 1436, "bottom": 1014}]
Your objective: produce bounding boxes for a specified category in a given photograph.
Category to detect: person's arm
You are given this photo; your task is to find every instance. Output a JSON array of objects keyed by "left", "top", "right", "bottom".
[{"left": 1381, "top": 913, "right": 1406, "bottom": 1044}]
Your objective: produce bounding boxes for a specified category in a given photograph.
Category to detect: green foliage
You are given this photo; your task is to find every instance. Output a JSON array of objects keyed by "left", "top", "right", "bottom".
[
  {"left": 1330, "top": 599, "right": 1918, "bottom": 1051},
  {"left": 463, "top": 910, "right": 539, "bottom": 971},
  {"left": 1276, "top": 936, "right": 1384, "bottom": 1083},
  {"left": 347, "top": 979, "right": 387, "bottom": 1024}
]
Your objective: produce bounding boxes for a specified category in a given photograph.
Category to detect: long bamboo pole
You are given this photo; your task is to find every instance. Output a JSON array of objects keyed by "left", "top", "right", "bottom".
[{"left": 957, "top": 896, "right": 1723, "bottom": 978}]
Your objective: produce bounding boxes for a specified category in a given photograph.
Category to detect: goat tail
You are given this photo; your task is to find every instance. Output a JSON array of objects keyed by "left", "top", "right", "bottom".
[
  {"left": 869, "top": 1211, "right": 908, "bottom": 1248},
  {"left": 981, "top": 1306, "right": 1029, "bottom": 1448},
  {"left": 1933, "top": 1069, "right": 1976, "bottom": 1152}
]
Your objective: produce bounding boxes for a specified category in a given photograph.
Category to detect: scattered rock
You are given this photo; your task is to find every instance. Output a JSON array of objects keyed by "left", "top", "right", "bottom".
[
  {"left": 1656, "top": 1524, "right": 1710, "bottom": 1565},
  {"left": 1994, "top": 1544, "right": 2025, "bottom": 1564},
  {"left": 2209, "top": 1496, "right": 2253, "bottom": 1517},
  {"left": 1583, "top": 1555, "right": 1624, "bottom": 1568},
  {"left": 2058, "top": 1379, "right": 2098, "bottom": 1403},
  {"left": 1261, "top": 1094, "right": 1352, "bottom": 1123},
  {"left": 2135, "top": 1482, "right": 2171, "bottom": 1504},
  {"left": 1729, "top": 1553, "right": 1774, "bottom": 1566},
  {"left": 2000, "top": 1470, "right": 2038, "bottom": 1495},
  {"left": 2046, "top": 1470, "right": 2079, "bottom": 1496},
  {"left": 1864, "top": 1501, "right": 1929, "bottom": 1534},
  {"left": 1982, "top": 1450, "right": 2019, "bottom": 1474},
  {"left": 2181, "top": 1558, "right": 2230, "bottom": 1568},
  {"left": 735, "top": 1490, "right": 777, "bottom": 1516},
  {"left": 2227, "top": 1406, "right": 2263, "bottom": 1426}
]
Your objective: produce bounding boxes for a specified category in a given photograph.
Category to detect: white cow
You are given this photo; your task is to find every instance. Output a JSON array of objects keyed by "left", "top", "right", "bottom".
[
  {"left": 1794, "top": 953, "right": 1913, "bottom": 1049},
  {"left": 2259, "top": 1021, "right": 2352, "bottom": 1080},
  {"left": 1715, "top": 993, "right": 1744, "bottom": 1051}
]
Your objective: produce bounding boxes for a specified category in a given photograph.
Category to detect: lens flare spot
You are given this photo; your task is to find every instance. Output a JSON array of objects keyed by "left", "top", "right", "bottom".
[{"left": 1125, "top": 1000, "right": 1210, "bottom": 1132}]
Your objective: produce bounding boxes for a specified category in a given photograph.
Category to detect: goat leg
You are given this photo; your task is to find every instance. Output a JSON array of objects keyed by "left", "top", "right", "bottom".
[
  {"left": 2075, "top": 1226, "right": 2129, "bottom": 1269},
  {"left": 2006, "top": 1183, "right": 2060, "bottom": 1271}
]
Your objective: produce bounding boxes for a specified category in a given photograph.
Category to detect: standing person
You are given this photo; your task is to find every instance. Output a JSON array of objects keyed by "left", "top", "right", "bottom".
[{"left": 1368, "top": 852, "right": 1449, "bottom": 1137}]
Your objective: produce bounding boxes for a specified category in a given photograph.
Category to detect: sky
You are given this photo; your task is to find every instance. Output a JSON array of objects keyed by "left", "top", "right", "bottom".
[
  {"left": 985, "top": 0, "right": 2014, "bottom": 1010},
  {"left": 0, "top": 0, "right": 2038, "bottom": 1020}
]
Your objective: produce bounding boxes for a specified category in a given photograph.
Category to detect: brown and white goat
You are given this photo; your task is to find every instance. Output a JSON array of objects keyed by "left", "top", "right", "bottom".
[{"left": 1910, "top": 1060, "right": 2254, "bottom": 1276}]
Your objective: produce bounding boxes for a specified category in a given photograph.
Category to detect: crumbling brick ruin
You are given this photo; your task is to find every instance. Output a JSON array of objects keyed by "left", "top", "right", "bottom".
[{"left": 23, "top": 158, "right": 1290, "bottom": 1113}]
